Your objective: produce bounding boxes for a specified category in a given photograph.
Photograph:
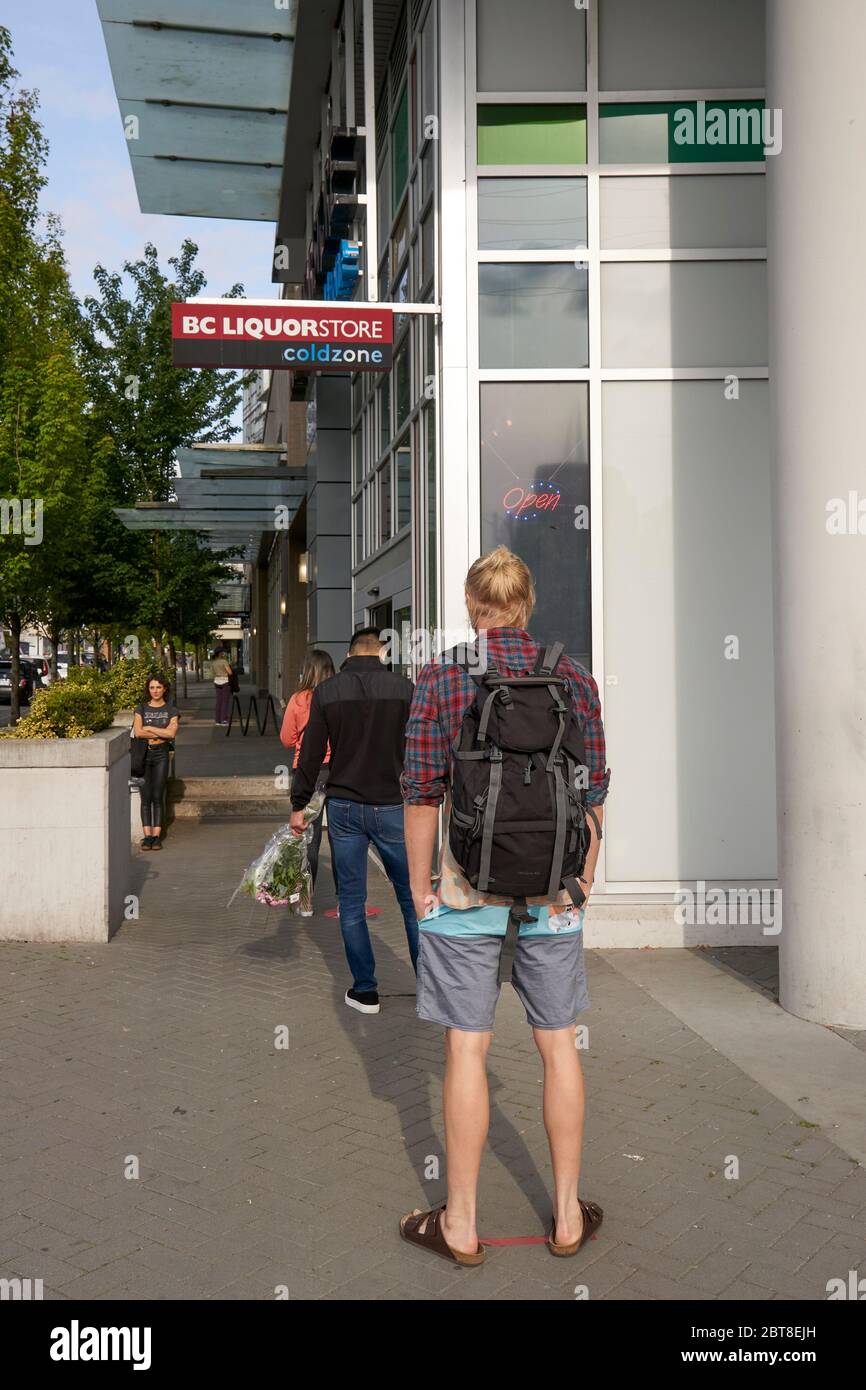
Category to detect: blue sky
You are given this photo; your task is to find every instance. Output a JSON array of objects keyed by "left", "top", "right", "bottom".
[{"left": 4, "top": 0, "right": 276, "bottom": 305}]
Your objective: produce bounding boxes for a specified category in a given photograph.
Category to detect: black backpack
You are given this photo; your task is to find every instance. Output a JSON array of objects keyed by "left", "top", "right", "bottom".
[{"left": 447, "top": 641, "right": 601, "bottom": 983}]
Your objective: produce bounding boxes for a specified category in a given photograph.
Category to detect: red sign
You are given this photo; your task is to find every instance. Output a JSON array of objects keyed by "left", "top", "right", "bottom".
[{"left": 171, "top": 302, "right": 393, "bottom": 372}]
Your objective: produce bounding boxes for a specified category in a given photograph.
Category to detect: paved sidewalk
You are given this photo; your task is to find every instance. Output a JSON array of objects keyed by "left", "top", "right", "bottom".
[{"left": 1, "top": 818, "right": 865, "bottom": 1301}]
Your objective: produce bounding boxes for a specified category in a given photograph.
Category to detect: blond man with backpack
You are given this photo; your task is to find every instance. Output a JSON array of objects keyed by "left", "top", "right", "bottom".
[{"left": 400, "top": 547, "right": 610, "bottom": 1267}]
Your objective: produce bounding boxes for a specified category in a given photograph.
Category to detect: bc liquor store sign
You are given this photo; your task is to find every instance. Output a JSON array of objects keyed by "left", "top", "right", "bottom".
[{"left": 171, "top": 300, "right": 393, "bottom": 372}]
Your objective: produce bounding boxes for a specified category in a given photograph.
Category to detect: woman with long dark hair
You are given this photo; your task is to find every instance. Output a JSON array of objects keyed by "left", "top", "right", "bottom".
[
  {"left": 280, "top": 648, "right": 335, "bottom": 909},
  {"left": 132, "top": 675, "right": 180, "bottom": 851}
]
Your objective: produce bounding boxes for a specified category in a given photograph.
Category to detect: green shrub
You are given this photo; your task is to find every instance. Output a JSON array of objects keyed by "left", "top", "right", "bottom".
[
  {"left": 0, "top": 653, "right": 172, "bottom": 739},
  {"left": 105, "top": 654, "right": 173, "bottom": 713},
  {"left": 0, "top": 680, "right": 115, "bottom": 739}
]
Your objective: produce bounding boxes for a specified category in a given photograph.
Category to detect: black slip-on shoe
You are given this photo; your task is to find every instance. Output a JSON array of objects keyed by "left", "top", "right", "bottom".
[{"left": 345, "top": 988, "right": 380, "bottom": 1014}]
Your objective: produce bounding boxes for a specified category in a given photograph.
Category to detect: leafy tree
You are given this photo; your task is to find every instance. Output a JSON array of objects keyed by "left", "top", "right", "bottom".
[
  {"left": 79, "top": 239, "right": 247, "bottom": 503},
  {"left": 0, "top": 26, "right": 100, "bottom": 722},
  {"left": 77, "top": 239, "right": 251, "bottom": 662}
]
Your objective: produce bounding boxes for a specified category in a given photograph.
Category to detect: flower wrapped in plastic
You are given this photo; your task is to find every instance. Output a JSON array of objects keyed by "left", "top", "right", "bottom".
[{"left": 229, "top": 790, "right": 325, "bottom": 912}]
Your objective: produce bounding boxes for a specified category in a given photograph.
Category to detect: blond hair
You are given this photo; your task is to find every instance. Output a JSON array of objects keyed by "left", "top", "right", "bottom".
[{"left": 465, "top": 547, "right": 535, "bottom": 631}]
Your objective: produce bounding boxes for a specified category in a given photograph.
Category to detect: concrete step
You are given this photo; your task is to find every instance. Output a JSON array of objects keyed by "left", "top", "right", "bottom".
[
  {"left": 169, "top": 775, "right": 283, "bottom": 800},
  {"left": 172, "top": 798, "right": 289, "bottom": 820},
  {"left": 168, "top": 775, "right": 290, "bottom": 820}
]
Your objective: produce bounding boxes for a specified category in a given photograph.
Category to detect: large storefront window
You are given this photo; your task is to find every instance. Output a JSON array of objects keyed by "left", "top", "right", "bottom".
[
  {"left": 477, "top": 104, "right": 587, "bottom": 165},
  {"left": 478, "top": 177, "right": 587, "bottom": 251},
  {"left": 480, "top": 383, "right": 590, "bottom": 668},
  {"left": 477, "top": 0, "right": 586, "bottom": 93},
  {"left": 479, "top": 263, "right": 588, "bottom": 369}
]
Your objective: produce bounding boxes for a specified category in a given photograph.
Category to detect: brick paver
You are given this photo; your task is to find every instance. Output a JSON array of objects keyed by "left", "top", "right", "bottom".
[{"left": 1, "top": 814, "right": 865, "bottom": 1301}]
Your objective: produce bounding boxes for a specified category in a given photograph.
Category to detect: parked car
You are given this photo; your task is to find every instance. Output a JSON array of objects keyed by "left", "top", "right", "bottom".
[
  {"left": 0, "top": 658, "right": 34, "bottom": 705},
  {"left": 26, "top": 656, "right": 51, "bottom": 687}
]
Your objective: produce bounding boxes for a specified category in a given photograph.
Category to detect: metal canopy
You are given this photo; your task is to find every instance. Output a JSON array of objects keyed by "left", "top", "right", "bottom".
[
  {"left": 96, "top": 0, "right": 297, "bottom": 221},
  {"left": 114, "top": 443, "right": 306, "bottom": 561}
]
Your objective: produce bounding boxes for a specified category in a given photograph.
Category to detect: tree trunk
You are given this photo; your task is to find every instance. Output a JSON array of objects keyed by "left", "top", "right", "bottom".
[
  {"left": 49, "top": 622, "right": 61, "bottom": 679},
  {"left": 180, "top": 632, "right": 188, "bottom": 698},
  {"left": 9, "top": 612, "right": 22, "bottom": 726}
]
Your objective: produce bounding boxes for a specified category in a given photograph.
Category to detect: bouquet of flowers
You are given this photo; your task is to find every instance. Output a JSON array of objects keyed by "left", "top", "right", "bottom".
[{"left": 229, "top": 791, "right": 325, "bottom": 911}]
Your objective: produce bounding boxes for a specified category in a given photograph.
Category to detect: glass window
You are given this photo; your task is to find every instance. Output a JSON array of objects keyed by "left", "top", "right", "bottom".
[
  {"left": 599, "top": 0, "right": 764, "bottom": 92},
  {"left": 477, "top": 105, "right": 586, "bottom": 166},
  {"left": 425, "top": 407, "right": 437, "bottom": 632},
  {"left": 379, "top": 253, "right": 391, "bottom": 304},
  {"left": 421, "top": 211, "right": 434, "bottom": 287},
  {"left": 601, "top": 261, "right": 768, "bottom": 368},
  {"left": 391, "top": 201, "right": 409, "bottom": 277},
  {"left": 600, "top": 174, "right": 766, "bottom": 250},
  {"left": 377, "top": 150, "right": 391, "bottom": 255},
  {"left": 479, "top": 263, "right": 588, "bottom": 369},
  {"left": 392, "top": 84, "right": 410, "bottom": 206},
  {"left": 353, "top": 496, "right": 362, "bottom": 565},
  {"left": 601, "top": 380, "right": 774, "bottom": 880},
  {"left": 352, "top": 374, "right": 363, "bottom": 419},
  {"left": 352, "top": 427, "right": 362, "bottom": 487},
  {"left": 396, "top": 446, "right": 411, "bottom": 530},
  {"left": 478, "top": 177, "right": 587, "bottom": 250},
  {"left": 421, "top": 10, "right": 436, "bottom": 132},
  {"left": 379, "top": 462, "right": 392, "bottom": 544},
  {"left": 421, "top": 142, "right": 435, "bottom": 202},
  {"left": 395, "top": 348, "right": 411, "bottom": 428},
  {"left": 480, "top": 383, "right": 590, "bottom": 665},
  {"left": 599, "top": 102, "right": 767, "bottom": 165},
  {"left": 393, "top": 604, "right": 412, "bottom": 677},
  {"left": 424, "top": 313, "right": 435, "bottom": 383},
  {"left": 378, "top": 381, "right": 391, "bottom": 453},
  {"left": 477, "top": 0, "right": 586, "bottom": 93}
]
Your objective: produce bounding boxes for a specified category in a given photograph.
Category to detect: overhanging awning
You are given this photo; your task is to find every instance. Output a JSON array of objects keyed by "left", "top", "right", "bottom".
[
  {"left": 114, "top": 444, "right": 306, "bottom": 561},
  {"left": 96, "top": 0, "right": 297, "bottom": 221}
]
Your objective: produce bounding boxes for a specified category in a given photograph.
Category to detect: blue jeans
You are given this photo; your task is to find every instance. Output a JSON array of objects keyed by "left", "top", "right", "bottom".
[{"left": 326, "top": 799, "right": 419, "bottom": 994}]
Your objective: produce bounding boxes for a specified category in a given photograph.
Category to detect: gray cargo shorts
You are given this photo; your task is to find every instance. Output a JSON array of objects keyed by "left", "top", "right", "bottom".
[{"left": 416, "top": 930, "right": 590, "bottom": 1033}]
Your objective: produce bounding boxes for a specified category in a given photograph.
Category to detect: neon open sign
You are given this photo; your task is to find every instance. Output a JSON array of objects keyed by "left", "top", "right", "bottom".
[{"left": 502, "top": 482, "right": 561, "bottom": 520}]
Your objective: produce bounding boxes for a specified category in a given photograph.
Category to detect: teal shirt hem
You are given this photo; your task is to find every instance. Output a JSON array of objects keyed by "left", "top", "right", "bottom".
[{"left": 419, "top": 903, "right": 584, "bottom": 938}]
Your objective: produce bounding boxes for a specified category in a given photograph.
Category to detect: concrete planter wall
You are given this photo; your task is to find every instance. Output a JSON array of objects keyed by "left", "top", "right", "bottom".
[{"left": 0, "top": 727, "right": 132, "bottom": 942}]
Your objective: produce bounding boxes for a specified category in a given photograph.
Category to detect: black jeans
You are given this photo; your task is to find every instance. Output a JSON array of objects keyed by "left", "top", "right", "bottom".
[{"left": 140, "top": 746, "right": 170, "bottom": 829}]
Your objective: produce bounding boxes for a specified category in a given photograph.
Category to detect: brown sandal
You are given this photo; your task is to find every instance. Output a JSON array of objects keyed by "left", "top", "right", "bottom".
[
  {"left": 547, "top": 1197, "right": 603, "bottom": 1256},
  {"left": 399, "top": 1205, "right": 486, "bottom": 1267}
]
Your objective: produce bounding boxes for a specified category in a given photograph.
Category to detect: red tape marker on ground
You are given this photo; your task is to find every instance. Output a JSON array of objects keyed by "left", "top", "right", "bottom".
[{"left": 324, "top": 907, "right": 380, "bottom": 919}]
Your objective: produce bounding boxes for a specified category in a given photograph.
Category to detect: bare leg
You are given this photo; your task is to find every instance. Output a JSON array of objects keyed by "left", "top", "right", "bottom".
[
  {"left": 440, "top": 1028, "right": 492, "bottom": 1255},
  {"left": 533, "top": 1025, "right": 586, "bottom": 1244}
]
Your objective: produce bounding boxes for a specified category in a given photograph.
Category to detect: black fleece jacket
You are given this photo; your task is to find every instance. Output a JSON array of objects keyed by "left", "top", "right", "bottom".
[{"left": 290, "top": 655, "right": 414, "bottom": 810}]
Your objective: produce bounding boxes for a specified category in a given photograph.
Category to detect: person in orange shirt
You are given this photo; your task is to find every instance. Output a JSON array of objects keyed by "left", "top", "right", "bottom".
[{"left": 280, "top": 648, "right": 336, "bottom": 904}]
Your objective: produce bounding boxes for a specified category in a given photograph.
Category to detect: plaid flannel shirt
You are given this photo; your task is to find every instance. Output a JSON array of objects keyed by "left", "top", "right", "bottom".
[{"left": 400, "top": 628, "right": 610, "bottom": 809}]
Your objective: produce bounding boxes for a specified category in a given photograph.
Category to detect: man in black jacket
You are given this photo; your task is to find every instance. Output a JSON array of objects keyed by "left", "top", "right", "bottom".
[{"left": 290, "top": 627, "right": 419, "bottom": 1014}]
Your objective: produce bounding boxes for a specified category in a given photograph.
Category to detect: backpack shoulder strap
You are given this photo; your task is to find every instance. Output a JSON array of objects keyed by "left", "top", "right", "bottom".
[{"left": 533, "top": 640, "right": 565, "bottom": 677}]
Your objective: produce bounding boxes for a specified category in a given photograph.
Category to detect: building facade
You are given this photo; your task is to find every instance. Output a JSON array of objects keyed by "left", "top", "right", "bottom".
[
  {"left": 100, "top": 0, "right": 866, "bottom": 1021},
  {"left": 285, "top": 0, "right": 773, "bottom": 904}
]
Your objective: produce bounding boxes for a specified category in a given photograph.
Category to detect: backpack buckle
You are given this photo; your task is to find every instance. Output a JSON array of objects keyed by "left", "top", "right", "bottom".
[{"left": 488, "top": 745, "right": 503, "bottom": 762}]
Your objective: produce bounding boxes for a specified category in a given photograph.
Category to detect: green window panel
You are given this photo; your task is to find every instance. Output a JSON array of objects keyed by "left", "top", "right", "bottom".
[
  {"left": 477, "top": 104, "right": 587, "bottom": 166},
  {"left": 392, "top": 85, "right": 410, "bottom": 204},
  {"left": 600, "top": 102, "right": 767, "bottom": 164}
]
